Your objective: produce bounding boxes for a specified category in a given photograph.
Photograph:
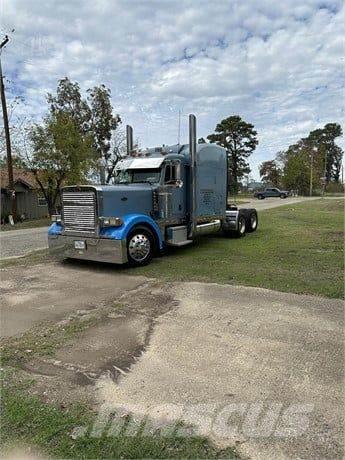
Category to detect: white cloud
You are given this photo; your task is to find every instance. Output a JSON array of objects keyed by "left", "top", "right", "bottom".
[{"left": 1, "top": 0, "right": 344, "bottom": 178}]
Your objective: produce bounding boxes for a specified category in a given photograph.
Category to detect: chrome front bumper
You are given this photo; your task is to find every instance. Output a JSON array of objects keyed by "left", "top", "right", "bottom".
[{"left": 48, "top": 234, "right": 128, "bottom": 264}]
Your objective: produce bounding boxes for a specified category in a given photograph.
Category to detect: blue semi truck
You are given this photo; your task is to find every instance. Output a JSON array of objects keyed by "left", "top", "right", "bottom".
[{"left": 48, "top": 115, "right": 258, "bottom": 266}]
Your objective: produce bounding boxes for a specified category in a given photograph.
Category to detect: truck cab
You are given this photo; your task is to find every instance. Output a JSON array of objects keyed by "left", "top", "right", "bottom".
[{"left": 48, "top": 115, "right": 258, "bottom": 266}]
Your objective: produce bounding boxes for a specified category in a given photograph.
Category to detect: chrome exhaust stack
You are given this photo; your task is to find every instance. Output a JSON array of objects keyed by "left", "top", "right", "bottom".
[
  {"left": 189, "top": 114, "right": 197, "bottom": 238},
  {"left": 126, "top": 125, "right": 133, "bottom": 156}
]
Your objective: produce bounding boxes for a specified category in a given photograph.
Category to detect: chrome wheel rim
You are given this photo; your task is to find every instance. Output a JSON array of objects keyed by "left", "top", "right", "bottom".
[
  {"left": 251, "top": 215, "right": 257, "bottom": 229},
  {"left": 128, "top": 234, "right": 151, "bottom": 262},
  {"left": 239, "top": 218, "right": 246, "bottom": 234}
]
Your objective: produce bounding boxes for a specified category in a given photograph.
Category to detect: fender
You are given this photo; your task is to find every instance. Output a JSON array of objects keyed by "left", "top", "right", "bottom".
[
  {"left": 48, "top": 222, "right": 62, "bottom": 236},
  {"left": 100, "top": 213, "right": 164, "bottom": 250}
]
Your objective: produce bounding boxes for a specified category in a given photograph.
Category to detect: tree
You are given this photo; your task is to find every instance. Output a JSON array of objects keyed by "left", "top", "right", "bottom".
[
  {"left": 332, "top": 145, "right": 343, "bottom": 183},
  {"left": 105, "top": 128, "right": 127, "bottom": 183},
  {"left": 87, "top": 85, "right": 121, "bottom": 183},
  {"left": 282, "top": 144, "right": 310, "bottom": 194},
  {"left": 259, "top": 160, "right": 282, "bottom": 186},
  {"left": 0, "top": 153, "right": 26, "bottom": 169},
  {"left": 48, "top": 78, "right": 122, "bottom": 183},
  {"left": 28, "top": 112, "right": 94, "bottom": 214},
  {"left": 307, "top": 123, "right": 343, "bottom": 184},
  {"left": 47, "top": 77, "right": 91, "bottom": 135},
  {"left": 277, "top": 122, "right": 343, "bottom": 195},
  {"left": 207, "top": 115, "right": 258, "bottom": 193}
]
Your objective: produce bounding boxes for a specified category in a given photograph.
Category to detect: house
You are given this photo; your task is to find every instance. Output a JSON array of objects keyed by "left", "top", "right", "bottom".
[
  {"left": 247, "top": 180, "right": 264, "bottom": 192},
  {"left": 0, "top": 168, "right": 48, "bottom": 221}
]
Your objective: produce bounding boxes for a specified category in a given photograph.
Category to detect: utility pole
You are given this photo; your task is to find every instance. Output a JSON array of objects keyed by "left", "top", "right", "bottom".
[
  {"left": 309, "top": 146, "right": 318, "bottom": 197},
  {"left": 322, "top": 147, "right": 327, "bottom": 196},
  {"left": 0, "top": 35, "right": 16, "bottom": 220},
  {"left": 309, "top": 147, "right": 314, "bottom": 197}
]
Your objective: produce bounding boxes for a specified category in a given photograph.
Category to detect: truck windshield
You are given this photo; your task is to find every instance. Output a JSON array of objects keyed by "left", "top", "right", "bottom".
[{"left": 114, "top": 168, "right": 161, "bottom": 184}]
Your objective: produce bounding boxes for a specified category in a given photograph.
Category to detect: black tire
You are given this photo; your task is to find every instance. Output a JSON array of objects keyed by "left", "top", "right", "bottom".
[
  {"left": 257, "top": 194, "right": 265, "bottom": 200},
  {"left": 234, "top": 215, "right": 246, "bottom": 238},
  {"left": 126, "top": 226, "right": 154, "bottom": 266},
  {"left": 246, "top": 211, "right": 258, "bottom": 232},
  {"left": 280, "top": 193, "right": 287, "bottom": 199},
  {"left": 223, "top": 213, "right": 247, "bottom": 238}
]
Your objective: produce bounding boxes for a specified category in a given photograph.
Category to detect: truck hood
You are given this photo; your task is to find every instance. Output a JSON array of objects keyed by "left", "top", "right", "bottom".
[
  {"left": 96, "top": 183, "right": 156, "bottom": 217},
  {"left": 94, "top": 183, "right": 155, "bottom": 193}
]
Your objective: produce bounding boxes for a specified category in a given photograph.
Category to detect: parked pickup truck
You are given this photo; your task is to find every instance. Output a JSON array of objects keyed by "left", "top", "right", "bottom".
[{"left": 254, "top": 188, "right": 289, "bottom": 199}]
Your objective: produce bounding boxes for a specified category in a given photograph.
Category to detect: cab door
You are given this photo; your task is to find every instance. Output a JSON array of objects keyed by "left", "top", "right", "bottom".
[{"left": 162, "top": 160, "right": 185, "bottom": 219}]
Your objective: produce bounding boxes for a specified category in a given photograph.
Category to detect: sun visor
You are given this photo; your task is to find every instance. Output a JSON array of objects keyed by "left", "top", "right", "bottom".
[{"left": 115, "top": 157, "right": 165, "bottom": 170}]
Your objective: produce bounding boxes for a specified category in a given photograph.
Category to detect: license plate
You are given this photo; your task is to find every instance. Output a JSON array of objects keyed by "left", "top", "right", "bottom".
[{"left": 74, "top": 240, "right": 86, "bottom": 250}]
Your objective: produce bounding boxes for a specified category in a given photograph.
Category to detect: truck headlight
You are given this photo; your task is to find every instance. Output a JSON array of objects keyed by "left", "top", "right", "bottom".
[
  {"left": 99, "top": 217, "right": 123, "bottom": 227},
  {"left": 51, "top": 214, "right": 61, "bottom": 223}
]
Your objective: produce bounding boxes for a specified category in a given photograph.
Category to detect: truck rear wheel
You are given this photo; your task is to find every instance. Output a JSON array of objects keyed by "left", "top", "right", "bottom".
[
  {"left": 224, "top": 215, "right": 246, "bottom": 238},
  {"left": 246, "top": 211, "right": 258, "bottom": 232},
  {"left": 236, "top": 215, "right": 246, "bottom": 237},
  {"left": 127, "top": 227, "right": 154, "bottom": 266}
]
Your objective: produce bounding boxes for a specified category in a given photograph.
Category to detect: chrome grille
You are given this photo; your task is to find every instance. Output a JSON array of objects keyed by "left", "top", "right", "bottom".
[{"left": 62, "top": 191, "right": 96, "bottom": 233}]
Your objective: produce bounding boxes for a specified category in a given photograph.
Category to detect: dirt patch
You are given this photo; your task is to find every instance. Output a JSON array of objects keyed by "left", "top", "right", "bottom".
[
  {"left": 0, "top": 262, "right": 149, "bottom": 338},
  {"left": 10, "top": 282, "right": 178, "bottom": 407}
]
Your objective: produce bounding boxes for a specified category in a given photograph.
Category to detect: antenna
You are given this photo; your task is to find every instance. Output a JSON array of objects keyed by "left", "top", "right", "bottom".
[{"left": 177, "top": 109, "right": 181, "bottom": 146}]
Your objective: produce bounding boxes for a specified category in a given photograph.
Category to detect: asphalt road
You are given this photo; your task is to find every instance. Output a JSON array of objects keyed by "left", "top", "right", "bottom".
[
  {"left": 1, "top": 262, "right": 343, "bottom": 459},
  {"left": 0, "top": 196, "right": 322, "bottom": 259},
  {"left": 0, "top": 226, "right": 48, "bottom": 259},
  {"left": 236, "top": 195, "right": 321, "bottom": 210}
]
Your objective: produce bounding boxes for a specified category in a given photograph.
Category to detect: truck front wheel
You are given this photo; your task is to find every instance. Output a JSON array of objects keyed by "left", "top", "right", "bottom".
[{"left": 127, "top": 227, "right": 154, "bottom": 266}]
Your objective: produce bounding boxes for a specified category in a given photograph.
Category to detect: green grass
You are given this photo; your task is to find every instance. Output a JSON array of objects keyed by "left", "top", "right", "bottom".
[
  {"left": 1, "top": 217, "right": 50, "bottom": 231},
  {"left": 1, "top": 375, "right": 237, "bottom": 459},
  {"left": 129, "top": 198, "right": 344, "bottom": 298}
]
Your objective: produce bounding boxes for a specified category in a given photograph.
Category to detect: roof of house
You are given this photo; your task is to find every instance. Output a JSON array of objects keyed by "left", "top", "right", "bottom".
[{"left": 0, "top": 168, "right": 38, "bottom": 189}]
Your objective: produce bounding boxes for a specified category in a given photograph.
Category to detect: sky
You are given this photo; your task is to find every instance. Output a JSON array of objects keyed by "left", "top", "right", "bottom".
[{"left": 1, "top": 0, "right": 344, "bottom": 179}]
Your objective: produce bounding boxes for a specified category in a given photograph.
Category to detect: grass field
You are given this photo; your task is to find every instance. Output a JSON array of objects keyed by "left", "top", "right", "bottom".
[{"left": 129, "top": 198, "right": 344, "bottom": 298}]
